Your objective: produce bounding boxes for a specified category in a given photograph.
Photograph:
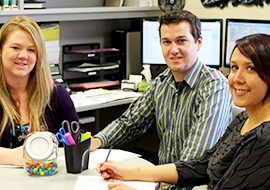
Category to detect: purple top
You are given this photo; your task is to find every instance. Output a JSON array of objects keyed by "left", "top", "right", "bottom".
[{"left": 0, "top": 81, "right": 79, "bottom": 148}]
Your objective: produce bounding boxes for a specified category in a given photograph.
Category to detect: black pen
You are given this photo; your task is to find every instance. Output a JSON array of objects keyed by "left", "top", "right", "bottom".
[{"left": 100, "top": 145, "right": 113, "bottom": 176}]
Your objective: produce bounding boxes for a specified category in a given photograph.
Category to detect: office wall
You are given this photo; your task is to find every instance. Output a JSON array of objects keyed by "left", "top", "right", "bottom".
[
  {"left": 185, "top": 0, "right": 270, "bottom": 20},
  {"left": 183, "top": 0, "right": 270, "bottom": 70}
]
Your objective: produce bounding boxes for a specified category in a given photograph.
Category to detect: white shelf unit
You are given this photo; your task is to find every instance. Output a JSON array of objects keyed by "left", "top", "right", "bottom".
[{"left": 0, "top": 6, "right": 162, "bottom": 23}]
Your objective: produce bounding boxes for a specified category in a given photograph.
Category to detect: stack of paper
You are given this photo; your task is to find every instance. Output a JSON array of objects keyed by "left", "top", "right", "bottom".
[
  {"left": 66, "top": 48, "right": 119, "bottom": 54},
  {"left": 24, "top": 0, "right": 46, "bottom": 9},
  {"left": 66, "top": 63, "right": 119, "bottom": 73},
  {"left": 71, "top": 89, "right": 141, "bottom": 105},
  {"left": 69, "top": 80, "right": 121, "bottom": 90}
]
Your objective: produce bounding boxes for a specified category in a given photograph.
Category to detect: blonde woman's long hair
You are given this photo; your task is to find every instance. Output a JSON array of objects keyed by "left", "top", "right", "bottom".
[{"left": 0, "top": 16, "right": 54, "bottom": 138}]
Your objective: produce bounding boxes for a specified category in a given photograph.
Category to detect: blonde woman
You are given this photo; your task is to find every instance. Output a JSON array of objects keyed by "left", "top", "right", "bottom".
[{"left": 0, "top": 16, "right": 78, "bottom": 166}]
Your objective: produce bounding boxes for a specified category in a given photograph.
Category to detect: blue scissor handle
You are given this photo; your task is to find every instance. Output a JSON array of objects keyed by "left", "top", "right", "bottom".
[
  {"left": 59, "top": 127, "right": 66, "bottom": 135},
  {"left": 56, "top": 128, "right": 70, "bottom": 145}
]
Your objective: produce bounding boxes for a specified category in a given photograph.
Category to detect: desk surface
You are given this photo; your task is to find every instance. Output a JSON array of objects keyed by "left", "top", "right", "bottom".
[{"left": 0, "top": 148, "right": 153, "bottom": 190}]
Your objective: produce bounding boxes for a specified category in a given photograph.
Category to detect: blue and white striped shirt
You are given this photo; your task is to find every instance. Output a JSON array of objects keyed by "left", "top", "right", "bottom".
[{"left": 95, "top": 60, "right": 232, "bottom": 189}]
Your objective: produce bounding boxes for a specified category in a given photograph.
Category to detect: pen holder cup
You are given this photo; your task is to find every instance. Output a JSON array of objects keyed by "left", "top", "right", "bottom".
[{"left": 64, "top": 138, "right": 91, "bottom": 174}]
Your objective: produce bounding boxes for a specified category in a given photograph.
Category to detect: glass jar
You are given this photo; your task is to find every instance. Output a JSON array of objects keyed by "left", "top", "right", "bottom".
[{"left": 23, "top": 131, "right": 58, "bottom": 176}]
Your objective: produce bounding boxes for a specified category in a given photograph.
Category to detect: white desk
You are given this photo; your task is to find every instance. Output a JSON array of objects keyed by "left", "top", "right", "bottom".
[{"left": 0, "top": 148, "right": 153, "bottom": 190}]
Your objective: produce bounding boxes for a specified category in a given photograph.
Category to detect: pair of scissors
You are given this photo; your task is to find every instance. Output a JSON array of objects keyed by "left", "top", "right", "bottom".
[
  {"left": 56, "top": 127, "right": 70, "bottom": 145},
  {"left": 61, "top": 120, "right": 80, "bottom": 142}
]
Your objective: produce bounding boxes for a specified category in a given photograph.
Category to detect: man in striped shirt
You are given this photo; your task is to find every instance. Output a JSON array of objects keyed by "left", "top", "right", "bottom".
[{"left": 91, "top": 10, "right": 233, "bottom": 189}]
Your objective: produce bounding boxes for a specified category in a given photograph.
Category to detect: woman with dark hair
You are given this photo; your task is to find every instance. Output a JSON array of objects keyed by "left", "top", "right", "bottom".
[{"left": 97, "top": 33, "right": 270, "bottom": 190}]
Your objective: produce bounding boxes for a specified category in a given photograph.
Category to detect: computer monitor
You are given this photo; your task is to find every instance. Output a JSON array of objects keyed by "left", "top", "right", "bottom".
[
  {"left": 141, "top": 18, "right": 164, "bottom": 65},
  {"left": 224, "top": 19, "right": 270, "bottom": 67},
  {"left": 141, "top": 18, "right": 223, "bottom": 68}
]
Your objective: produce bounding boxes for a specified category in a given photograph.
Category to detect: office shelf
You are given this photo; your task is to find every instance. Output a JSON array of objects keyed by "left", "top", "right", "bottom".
[
  {"left": 0, "top": 6, "right": 162, "bottom": 23},
  {"left": 62, "top": 43, "right": 122, "bottom": 87}
]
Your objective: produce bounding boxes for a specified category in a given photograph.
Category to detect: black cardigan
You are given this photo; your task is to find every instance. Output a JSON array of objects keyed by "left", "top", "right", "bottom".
[{"left": 175, "top": 111, "right": 270, "bottom": 189}]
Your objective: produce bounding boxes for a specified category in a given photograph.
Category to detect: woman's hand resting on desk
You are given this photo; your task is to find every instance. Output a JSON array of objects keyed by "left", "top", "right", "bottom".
[
  {"left": 0, "top": 146, "right": 24, "bottom": 166},
  {"left": 90, "top": 137, "right": 102, "bottom": 151}
]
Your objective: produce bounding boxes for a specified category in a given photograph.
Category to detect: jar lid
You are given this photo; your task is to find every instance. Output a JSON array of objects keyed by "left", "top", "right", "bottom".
[{"left": 25, "top": 132, "right": 54, "bottom": 161}]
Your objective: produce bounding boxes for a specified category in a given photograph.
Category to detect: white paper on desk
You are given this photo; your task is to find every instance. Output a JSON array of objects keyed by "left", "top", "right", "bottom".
[
  {"left": 89, "top": 149, "right": 141, "bottom": 169},
  {"left": 70, "top": 94, "right": 98, "bottom": 106},
  {"left": 71, "top": 89, "right": 140, "bottom": 105},
  {"left": 91, "top": 90, "right": 140, "bottom": 104},
  {"left": 73, "top": 176, "right": 155, "bottom": 190}
]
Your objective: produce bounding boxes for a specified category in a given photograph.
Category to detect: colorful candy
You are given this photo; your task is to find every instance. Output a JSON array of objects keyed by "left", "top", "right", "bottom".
[{"left": 25, "top": 159, "right": 57, "bottom": 176}]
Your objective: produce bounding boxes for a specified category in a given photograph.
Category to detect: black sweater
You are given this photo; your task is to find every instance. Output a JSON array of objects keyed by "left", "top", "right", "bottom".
[{"left": 175, "top": 111, "right": 270, "bottom": 189}]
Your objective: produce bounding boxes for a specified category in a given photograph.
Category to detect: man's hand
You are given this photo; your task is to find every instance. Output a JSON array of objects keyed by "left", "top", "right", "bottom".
[{"left": 90, "top": 137, "right": 102, "bottom": 151}]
